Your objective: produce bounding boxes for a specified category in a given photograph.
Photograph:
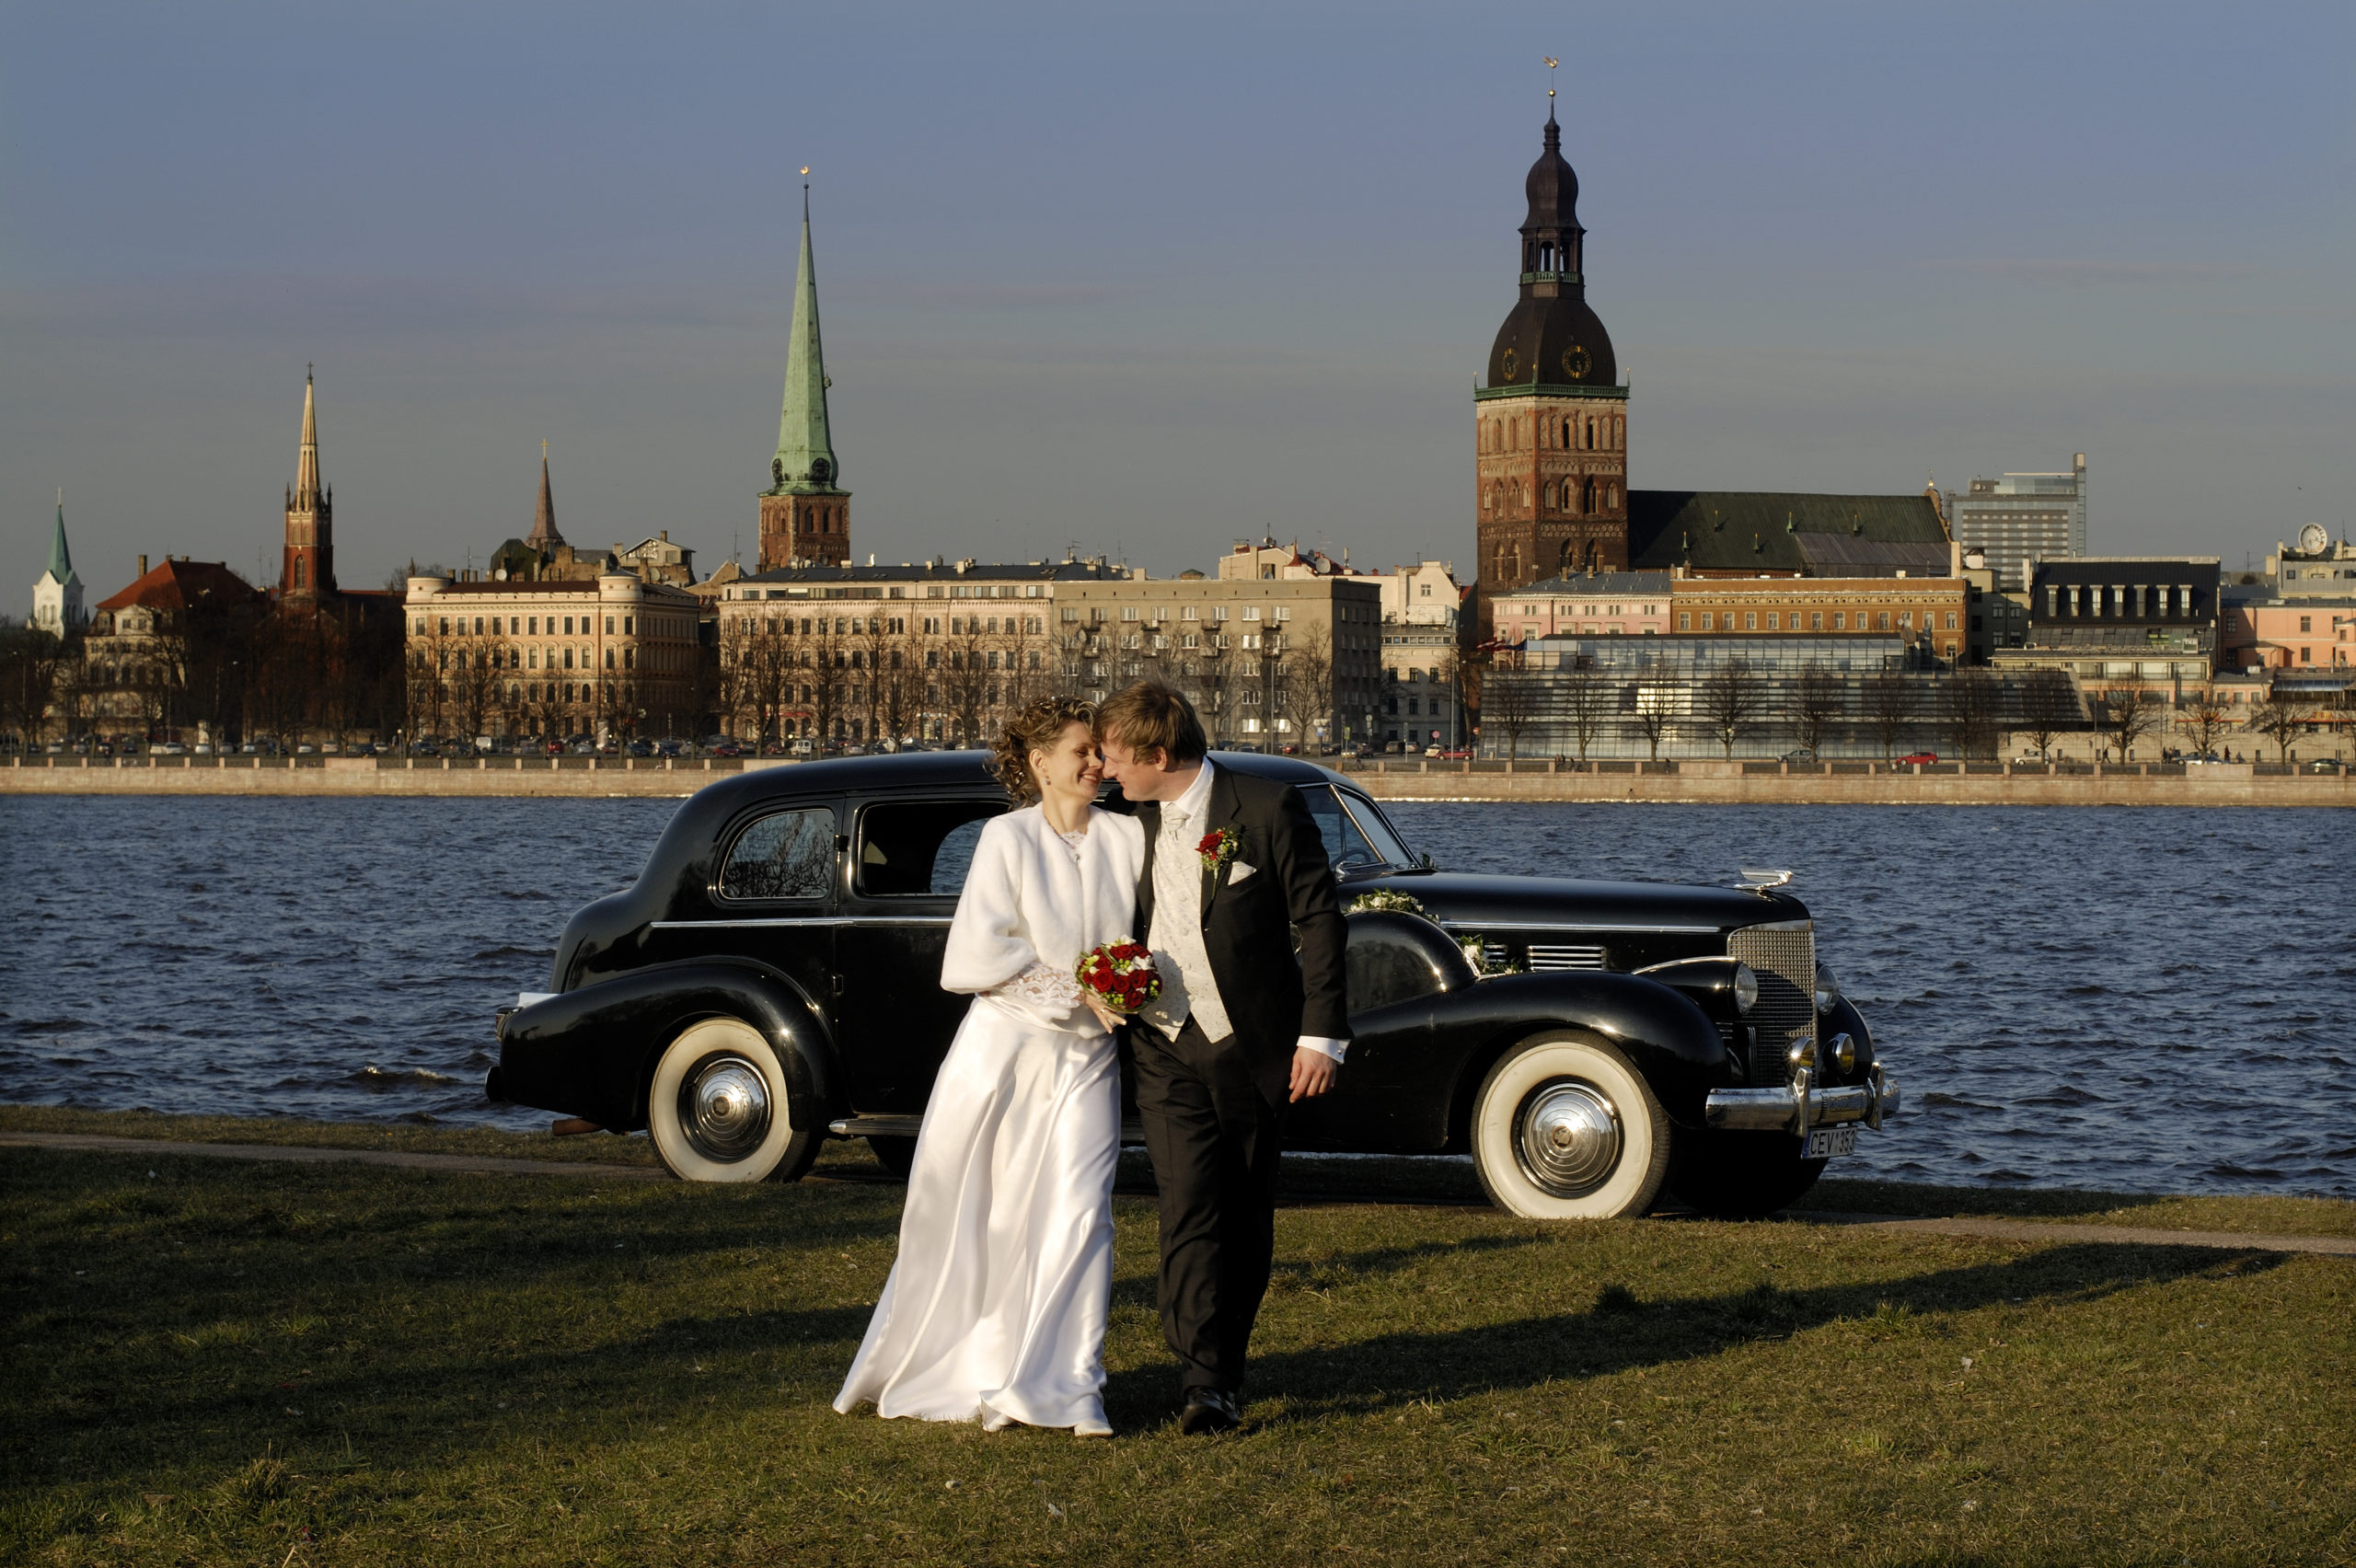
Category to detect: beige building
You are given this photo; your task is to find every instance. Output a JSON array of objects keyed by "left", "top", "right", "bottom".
[
  {"left": 405, "top": 569, "right": 703, "bottom": 743},
  {"left": 713, "top": 559, "right": 1383, "bottom": 751},
  {"left": 1378, "top": 559, "right": 1462, "bottom": 628},
  {"left": 1669, "top": 572, "right": 1969, "bottom": 664}
]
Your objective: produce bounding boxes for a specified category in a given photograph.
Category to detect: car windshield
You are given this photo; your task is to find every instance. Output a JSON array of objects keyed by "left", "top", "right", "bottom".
[{"left": 1297, "top": 783, "right": 1417, "bottom": 876}]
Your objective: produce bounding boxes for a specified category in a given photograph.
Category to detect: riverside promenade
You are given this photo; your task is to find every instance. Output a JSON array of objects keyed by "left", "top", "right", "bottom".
[{"left": 5, "top": 752, "right": 2349, "bottom": 805}]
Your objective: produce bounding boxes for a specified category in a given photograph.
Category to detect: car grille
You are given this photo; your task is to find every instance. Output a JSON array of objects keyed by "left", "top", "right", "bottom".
[
  {"left": 1727, "top": 919, "right": 1816, "bottom": 1083},
  {"left": 1526, "top": 942, "right": 1607, "bottom": 972}
]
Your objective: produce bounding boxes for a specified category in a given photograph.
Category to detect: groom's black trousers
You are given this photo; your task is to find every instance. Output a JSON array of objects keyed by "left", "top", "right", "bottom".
[{"left": 1129, "top": 1016, "right": 1284, "bottom": 1395}]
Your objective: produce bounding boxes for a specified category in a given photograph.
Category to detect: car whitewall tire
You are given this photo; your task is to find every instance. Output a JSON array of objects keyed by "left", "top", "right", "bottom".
[
  {"left": 647, "top": 1017, "right": 817, "bottom": 1183},
  {"left": 1472, "top": 1032, "right": 1673, "bottom": 1220}
]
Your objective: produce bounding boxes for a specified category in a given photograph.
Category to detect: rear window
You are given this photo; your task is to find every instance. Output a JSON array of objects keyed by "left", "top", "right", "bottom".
[
  {"left": 718, "top": 806, "right": 837, "bottom": 901},
  {"left": 857, "top": 800, "right": 1006, "bottom": 897}
]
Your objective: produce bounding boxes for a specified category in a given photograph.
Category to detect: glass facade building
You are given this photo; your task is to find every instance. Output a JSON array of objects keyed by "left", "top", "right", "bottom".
[{"left": 1951, "top": 455, "right": 2087, "bottom": 593}]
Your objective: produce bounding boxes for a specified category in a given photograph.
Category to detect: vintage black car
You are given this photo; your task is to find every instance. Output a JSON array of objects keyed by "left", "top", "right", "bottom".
[{"left": 488, "top": 752, "right": 1898, "bottom": 1218}]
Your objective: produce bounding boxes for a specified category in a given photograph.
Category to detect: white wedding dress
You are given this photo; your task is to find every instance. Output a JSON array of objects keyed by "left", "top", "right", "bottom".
[{"left": 833, "top": 802, "right": 1146, "bottom": 1433}]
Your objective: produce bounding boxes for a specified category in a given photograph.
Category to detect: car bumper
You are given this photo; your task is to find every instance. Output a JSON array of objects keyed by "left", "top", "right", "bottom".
[{"left": 1704, "top": 1063, "right": 1900, "bottom": 1134}]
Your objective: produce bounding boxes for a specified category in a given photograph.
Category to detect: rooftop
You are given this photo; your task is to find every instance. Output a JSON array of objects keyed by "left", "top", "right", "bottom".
[{"left": 1629, "top": 490, "right": 1948, "bottom": 574}]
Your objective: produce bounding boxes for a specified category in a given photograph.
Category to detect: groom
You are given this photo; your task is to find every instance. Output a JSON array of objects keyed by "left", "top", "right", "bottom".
[{"left": 1097, "top": 681, "right": 1348, "bottom": 1435}]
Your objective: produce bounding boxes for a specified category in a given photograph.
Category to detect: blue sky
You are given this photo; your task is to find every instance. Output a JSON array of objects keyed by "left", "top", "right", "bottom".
[{"left": 6, "top": 1, "right": 2352, "bottom": 600}]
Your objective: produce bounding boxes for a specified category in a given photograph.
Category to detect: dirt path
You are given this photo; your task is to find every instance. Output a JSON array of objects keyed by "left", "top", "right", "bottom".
[{"left": 7, "top": 1131, "right": 2350, "bottom": 1257}]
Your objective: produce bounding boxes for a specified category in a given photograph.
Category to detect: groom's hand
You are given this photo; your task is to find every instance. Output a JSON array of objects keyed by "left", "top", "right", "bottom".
[{"left": 1288, "top": 1048, "right": 1338, "bottom": 1103}]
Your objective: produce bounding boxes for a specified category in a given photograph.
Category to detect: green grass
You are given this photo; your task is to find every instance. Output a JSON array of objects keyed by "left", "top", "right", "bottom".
[
  {"left": 4, "top": 1142, "right": 2352, "bottom": 1566},
  {"left": 8, "top": 1103, "right": 2352, "bottom": 1236}
]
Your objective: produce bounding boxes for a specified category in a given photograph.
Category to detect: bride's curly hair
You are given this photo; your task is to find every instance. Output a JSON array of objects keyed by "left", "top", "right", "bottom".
[{"left": 991, "top": 694, "right": 1100, "bottom": 804}]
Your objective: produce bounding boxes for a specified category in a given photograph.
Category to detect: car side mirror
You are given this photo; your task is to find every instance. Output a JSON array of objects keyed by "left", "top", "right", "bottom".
[{"left": 1419, "top": 852, "right": 1435, "bottom": 870}]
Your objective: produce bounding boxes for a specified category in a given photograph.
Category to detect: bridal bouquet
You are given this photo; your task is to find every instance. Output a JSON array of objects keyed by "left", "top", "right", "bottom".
[{"left": 1075, "top": 939, "right": 1162, "bottom": 1016}]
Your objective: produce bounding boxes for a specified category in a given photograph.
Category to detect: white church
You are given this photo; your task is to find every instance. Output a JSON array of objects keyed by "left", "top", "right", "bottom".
[{"left": 30, "top": 496, "right": 83, "bottom": 637}]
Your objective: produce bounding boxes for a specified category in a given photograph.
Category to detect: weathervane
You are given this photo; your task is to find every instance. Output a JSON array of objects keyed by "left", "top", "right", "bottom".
[{"left": 1543, "top": 55, "right": 1558, "bottom": 104}]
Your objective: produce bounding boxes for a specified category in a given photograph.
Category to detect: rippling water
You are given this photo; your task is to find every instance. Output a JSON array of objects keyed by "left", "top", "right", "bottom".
[{"left": 2, "top": 795, "right": 2348, "bottom": 1197}]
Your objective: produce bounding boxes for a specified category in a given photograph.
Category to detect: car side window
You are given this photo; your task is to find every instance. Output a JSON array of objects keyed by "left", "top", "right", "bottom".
[
  {"left": 719, "top": 806, "right": 837, "bottom": 901},
  {"left": 1297, "top": 784, "right": 1388, "bottom": 874},
  {"left": 857, "top": 799, "right": 1007, "bottom": 897}
]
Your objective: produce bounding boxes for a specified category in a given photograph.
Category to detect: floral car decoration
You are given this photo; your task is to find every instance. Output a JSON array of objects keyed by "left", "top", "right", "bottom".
[{"left": 1075, "top": 940, "right": 1162, "bottom": 1016}]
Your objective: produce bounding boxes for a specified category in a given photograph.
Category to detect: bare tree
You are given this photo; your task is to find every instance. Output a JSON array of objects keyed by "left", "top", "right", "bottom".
[
  {"left": 1695, "top": 656, "right": 1766, "bottom": 757},
  {"left": 2013, "top": 669, "right": 2078, "bottom": 763},
  {"left": 1558, "top": 665, "right": 1612, "bottom": 762},
  {"left": 2246, "top": 686, "right": 2319, "bottom": 764},
  {"left": 1276, "top": 637, "right": 1335, "bottom": 753},
  {"left": 1784, "top": 661, "right": 1843, "bottom": 758},
  {"left": 1625, "top": 685, "right": 1676, "bottom": 761},
  {"left": 2094, "top": 686, "right": 2165, "bottom": 763},
  {"left": 1483, "top": 659, "right": 1538, "bottom": 759},
  {"left": 0, "top": 626, "right": 72, "bottom": 748},
  {"left": 1940, "top": 670, "right": 2002, "bottom": 760},
  {"left": 2175, "top": 687, "right": 2233, "bottom": 759},
  {"left": 940, "top": 612, "right": 995, "bottom": 747},
  {"left": 1862, "top": 674, "right": 1917, "bottom": 761}
]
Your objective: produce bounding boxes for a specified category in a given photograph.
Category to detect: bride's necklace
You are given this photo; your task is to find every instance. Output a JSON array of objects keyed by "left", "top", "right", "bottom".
[{"left": 1043, "top": 798, "right": 1090, "bottom": 866}]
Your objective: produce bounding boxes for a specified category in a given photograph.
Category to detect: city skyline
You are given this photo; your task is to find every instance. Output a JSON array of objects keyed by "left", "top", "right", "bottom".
[{"left": 7, "top": 3, "right": 2354, "bottom": 597}]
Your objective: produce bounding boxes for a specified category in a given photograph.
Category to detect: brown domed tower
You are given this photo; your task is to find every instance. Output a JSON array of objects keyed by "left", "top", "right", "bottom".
[{"left": 1473, "top": 109, "right": 1626, "bottom": 635}]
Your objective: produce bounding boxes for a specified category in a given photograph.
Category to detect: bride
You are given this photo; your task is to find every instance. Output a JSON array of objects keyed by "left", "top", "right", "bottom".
[{"left": 833, "top": 696, "right": 1145, "bottom": 1437}]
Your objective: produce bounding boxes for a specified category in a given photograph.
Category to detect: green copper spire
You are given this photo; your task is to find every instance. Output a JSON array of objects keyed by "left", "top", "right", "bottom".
[
  {"left": 768, "top": 184, "right": 842, "bottom": 496},
  {"left": 44, "top": 494, "right": 78, "bottom": 586}
]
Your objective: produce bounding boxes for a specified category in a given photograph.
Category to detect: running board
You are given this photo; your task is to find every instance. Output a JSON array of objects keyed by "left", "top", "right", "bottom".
[
  {"left": 826, "top": 1114, "right": 924, "bottom": 1138},
  {"left": 829, "top": 1113, "right": 1151, "bottom": 1144}
]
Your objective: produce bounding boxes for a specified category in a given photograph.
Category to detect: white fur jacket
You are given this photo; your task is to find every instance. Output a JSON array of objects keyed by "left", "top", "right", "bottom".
[{"left": 939, "top": 804, "right": 1147, "bottom": 1036}]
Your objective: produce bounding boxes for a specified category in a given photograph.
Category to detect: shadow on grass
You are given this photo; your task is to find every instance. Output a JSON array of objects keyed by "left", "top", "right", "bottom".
[{"left": 1107, "top": 1242, "right": 2284, "bottom": 1428}]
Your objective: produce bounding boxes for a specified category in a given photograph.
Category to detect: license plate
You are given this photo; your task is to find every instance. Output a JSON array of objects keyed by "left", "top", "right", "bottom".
[{"left": 1803, "top": 1126, "right": 1857, "bottom": 1159}]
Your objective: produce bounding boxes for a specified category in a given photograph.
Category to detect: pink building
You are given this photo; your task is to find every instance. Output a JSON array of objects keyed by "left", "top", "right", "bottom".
[
  {"left": 2221, "top": 598, "right": 2355, "bottom": 671},
  {"left": 1490, "top": 571, "right": 1671, "bottom": 643}
]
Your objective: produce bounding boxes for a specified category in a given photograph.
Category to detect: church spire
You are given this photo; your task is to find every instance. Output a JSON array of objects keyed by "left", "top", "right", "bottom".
[
  {"left": 44, "top": 492, "right": 76, "bottom": 585},
  {"left": 283, "top": 365, "right": 334, "bottom": 599},
  {"left": 768, "top": 180, "right": 840, "bottom": 495},
  {"left": 294, "top": 364, "right": 322, "bottom": 507},
  {"left": 526, "top": 440, "right": 564, "bottom": 549}
]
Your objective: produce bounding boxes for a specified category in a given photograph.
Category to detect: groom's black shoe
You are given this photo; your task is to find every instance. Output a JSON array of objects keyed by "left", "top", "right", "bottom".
[{"left": 1179, "top": 1388, "right": 1242, "bottom": 1435}]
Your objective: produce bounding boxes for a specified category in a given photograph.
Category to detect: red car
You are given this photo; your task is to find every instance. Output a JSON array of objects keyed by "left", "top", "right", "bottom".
[{"left": 1897, "top": 752, "right": 1939, "bottom": 766}]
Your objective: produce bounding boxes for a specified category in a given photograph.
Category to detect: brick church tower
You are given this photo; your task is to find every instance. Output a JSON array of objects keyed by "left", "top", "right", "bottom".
[
  {"left": 282, "top": 368, "right": 336, "bottom": 600},
  {"left": 757, "top": 185, "right": 850, "bottom": 570},
  {"left": 1473, "top": 108, "right": 1625, "bottom": 637}
]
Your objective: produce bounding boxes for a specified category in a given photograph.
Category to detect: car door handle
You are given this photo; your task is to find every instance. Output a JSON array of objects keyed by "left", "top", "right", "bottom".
[{"left": 831, "top": 974, "right": 844, "bottom": 997}]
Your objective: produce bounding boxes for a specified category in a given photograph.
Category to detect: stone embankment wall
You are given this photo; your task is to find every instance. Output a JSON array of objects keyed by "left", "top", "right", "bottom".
[{"left": 4, "top": 754, "right": 2349, "bottom": 806}]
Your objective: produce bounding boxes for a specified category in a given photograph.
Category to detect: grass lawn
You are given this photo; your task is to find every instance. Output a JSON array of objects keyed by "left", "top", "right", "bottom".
[{"left": 3, "top": 1124, "right": 2351, "bottom": 1567}]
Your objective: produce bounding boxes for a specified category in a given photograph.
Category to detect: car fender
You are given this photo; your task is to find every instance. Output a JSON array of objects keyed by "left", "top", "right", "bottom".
[
  {"left": 1819, "top": 993, "right": 1876, "bottom": 1081},
  {"left": 1438, "top": 971, "right": 1732, "bottom": 1137},
  {"left": 492, "top": 959, "right": 840, "bottom": 1133}
]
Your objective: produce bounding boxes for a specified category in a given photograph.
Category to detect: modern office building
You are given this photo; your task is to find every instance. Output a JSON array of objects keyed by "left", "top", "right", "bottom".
[{"left": 1950, "top": 455, "right": 2087, "bottom": 592}]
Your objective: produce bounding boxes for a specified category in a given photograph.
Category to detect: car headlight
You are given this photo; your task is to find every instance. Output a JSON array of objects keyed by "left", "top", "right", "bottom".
[
  {"left": 1814, "top": 962, "right": 1840, "bottom": 1014},
  {"left": 1829, "top": 1032, "right": 1857, "bottom": 1074},
  {"left": 1731, "top": 963, "right": 1759, "bottom": 1014}
]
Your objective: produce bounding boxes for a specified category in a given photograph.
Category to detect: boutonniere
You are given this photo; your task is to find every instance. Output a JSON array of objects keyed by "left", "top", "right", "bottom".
[{"left": 1196, "top": 827, "right": 1241, "bottom": 873}]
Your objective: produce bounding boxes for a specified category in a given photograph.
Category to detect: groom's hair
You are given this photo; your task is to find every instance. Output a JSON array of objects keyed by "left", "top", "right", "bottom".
[{"left": 1097, "top": 680, "right": 1207, "bottom": 767}]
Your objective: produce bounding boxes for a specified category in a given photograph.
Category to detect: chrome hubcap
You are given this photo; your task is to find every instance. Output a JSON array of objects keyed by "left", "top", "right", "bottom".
[
  {"left": 680, "top": 1055, "right": 771, "bottom": 1161},
  {"left": 1515, "top": 1079, "right": 1622, "bottom": 1195}
]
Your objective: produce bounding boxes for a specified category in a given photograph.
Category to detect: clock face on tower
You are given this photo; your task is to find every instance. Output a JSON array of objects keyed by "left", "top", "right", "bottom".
[
  {"left": 1500, "top": 347, "right": 1519, "bottom": 381},
  {"left": 1561, "top": 343, "right": 1590, "bottom": 380}
]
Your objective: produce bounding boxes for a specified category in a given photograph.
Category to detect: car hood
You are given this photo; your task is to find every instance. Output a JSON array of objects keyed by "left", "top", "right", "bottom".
[{"left": 1355, "top": 870, "right": 1805, "bottom": 935}]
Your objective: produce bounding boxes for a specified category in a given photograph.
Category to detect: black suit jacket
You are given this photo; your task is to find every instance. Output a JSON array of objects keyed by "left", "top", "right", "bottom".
[{"left": 1137, "top": 766, "right": 1350, "bottom": 1105}]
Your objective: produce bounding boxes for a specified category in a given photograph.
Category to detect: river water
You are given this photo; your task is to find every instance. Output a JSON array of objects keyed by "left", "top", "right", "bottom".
[{"left": 2, "top": 795, "right": 2348, "bottom": 1198}]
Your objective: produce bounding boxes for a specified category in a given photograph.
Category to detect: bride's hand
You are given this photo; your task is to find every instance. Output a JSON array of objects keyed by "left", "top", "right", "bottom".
[{"left": 1082, "top": 994, "right": 1125, "bottom": 1032}]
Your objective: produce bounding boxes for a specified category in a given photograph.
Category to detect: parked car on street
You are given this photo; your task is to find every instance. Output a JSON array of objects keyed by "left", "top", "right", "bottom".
[
  {"left": 490, "top": 753, "right": 1896, "bottom": 1219},
  {"left": 1781, "top": 748, "right": 1816, "bottom": 764},
  {"left": 1896, "top": 752, "right": 1938, "bottom": 767}
]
